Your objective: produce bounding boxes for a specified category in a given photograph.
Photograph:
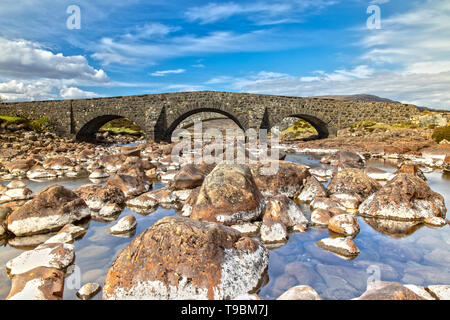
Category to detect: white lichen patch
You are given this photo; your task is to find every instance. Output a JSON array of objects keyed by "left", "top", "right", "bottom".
[
  {"left": 8, "top": 207, "right": 90, "bottom": 236},
  {"left": 7, "top": 278, "right": 47, "bottom": 300},
  {"left": 6, "top": 243, "right": 75, "bottom": 276},
  {"left": 261, "top": 222, "right": 288, "bottom": 244}
]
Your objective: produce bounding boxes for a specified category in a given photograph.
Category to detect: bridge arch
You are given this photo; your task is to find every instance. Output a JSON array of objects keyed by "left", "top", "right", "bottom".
[
  {"left": 268, "top": 109, "right": 337, "bottom": 139},
  {"left": 161, "top": 107, "right": 246, "bottom": 142},
  {"left": 76, "top": 114, "right": 145, "bottom": 142}
]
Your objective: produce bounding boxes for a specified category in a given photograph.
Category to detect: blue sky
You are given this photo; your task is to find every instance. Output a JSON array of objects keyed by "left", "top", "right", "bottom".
[{"left": 0, "top": 0, "right": 449, "bottom": 109}]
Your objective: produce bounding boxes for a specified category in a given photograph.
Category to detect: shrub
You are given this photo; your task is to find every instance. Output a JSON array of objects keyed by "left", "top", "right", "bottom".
[
  {"left": 432, "top": 126, "right": 450, "bottom": 143},
  {"left": 29, "top": 116, "right": 52, "bottom": 132}
]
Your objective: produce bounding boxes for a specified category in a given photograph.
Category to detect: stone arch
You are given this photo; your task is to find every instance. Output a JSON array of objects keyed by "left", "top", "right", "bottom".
[
  {"left": 269, "top": 109, "right": 336, "bottom": 139},
  {"left": 160, "top": 107, "right": 247, "bottom": 142},
  {"left": 76, "top": 114, "right": 145, "bottom": 142}
]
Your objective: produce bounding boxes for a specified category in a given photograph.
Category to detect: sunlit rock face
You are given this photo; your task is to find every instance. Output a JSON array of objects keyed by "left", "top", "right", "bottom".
[
  {"left": 103, "top": 216, "right": 269, "bottom": 300},
  {"left": 359, "top": 173, "right": 447, "bottom": 221},
  {"left": 190, "top": 164, "right": 264, "bottom": 226}
]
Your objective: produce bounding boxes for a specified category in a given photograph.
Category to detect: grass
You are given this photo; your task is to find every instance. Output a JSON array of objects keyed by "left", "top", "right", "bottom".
[
  {"left": 0, "top": 114, "right": 52, "bottom": 132},
  {"left": 349, "top": 120, "right": 420, "bottom": 132},
  {"left": 0, "top": 115, "right": 28, "bottom": 125},
  {"left": 99, "top": 118, "right": 144, "bottom": 135},
  {"left": 281, "top": 119, "right": 318, "bottom": 140}
]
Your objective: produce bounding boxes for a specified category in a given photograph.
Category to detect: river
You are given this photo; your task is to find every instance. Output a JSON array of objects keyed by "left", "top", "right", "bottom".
[{"left": 0, "top": 153, "right": 449, "bottom": 300}]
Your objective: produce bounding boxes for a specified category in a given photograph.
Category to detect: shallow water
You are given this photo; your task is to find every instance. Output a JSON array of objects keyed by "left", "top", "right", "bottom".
[{"left": 0, "top": 154, "right": 449, "bottom": 300}]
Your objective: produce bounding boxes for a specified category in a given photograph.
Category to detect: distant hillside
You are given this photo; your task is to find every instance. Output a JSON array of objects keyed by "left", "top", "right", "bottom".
[{"left": 313, "top": 94, "right": 399, "bottom": 103}]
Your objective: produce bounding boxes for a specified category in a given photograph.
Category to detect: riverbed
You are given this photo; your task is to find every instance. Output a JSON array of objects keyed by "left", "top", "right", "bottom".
[{"left": 0, "top": 153, "right": 449, "bottom": 300}]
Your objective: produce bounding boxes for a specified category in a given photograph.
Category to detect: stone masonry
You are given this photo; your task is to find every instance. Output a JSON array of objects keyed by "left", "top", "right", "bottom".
[{"left": 0, "top": 91, "right": 420, "bottom": 141}]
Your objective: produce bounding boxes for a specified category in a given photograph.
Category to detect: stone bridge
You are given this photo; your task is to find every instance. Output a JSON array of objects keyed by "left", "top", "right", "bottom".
[{"left": 0, "top": 91, "right": 420, "bottom": 141}]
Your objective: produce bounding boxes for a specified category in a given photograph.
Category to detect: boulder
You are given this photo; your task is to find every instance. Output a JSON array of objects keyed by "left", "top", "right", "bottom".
[
  {"left": 43, "top": 157, "right": 76, "bottom": 171},
  {"left": 296, "top": 176, "right": 328, "bottom": 203},
  {"left": 7, "top": 185, "right": 90, "bottom": 236},
  {"left": 103, "top": 216, "right": 269, "bottom": 300},
  {"left": 277, "top": 285, "right": 322, "bottom": 300},
  {"left": 168, "top": 163, "right": 215, "bottom": 190},
  {"left": 5, "top": 159, "right": 36, "bottom": 174},
  {"left": 126, "top": 187, "right": 189, "bottom": 209},
  {"left": 311, "top": 197, "right": 346, "bottom": 211},
  {"left": 444, "top": 156, "right": 450, "bottom": 172},
  {"left": 394, "top": 163, "right": 427, "bottom": 181},
  {"left": 106, "top": 174, "right": 152, "bottom": 198},
  {"left": 120, "top": 146, "right": 141, "bottom": 157},
  {"left": 427, "top": 285, "right": 450, "bottom": 300},
  {"left": 260, "top": 195, "right": 308, "bottom": 244},
  {"left": 250, "top": 161, "right": 310, "bottom": 198},
  {"left": 190, "top": 164, "right": 264, "bottom": 226},
  {"left": 6, "top": 242, "right": 75, "bottom": 276},
  {"left": 77, "top": 283, "right": 102, "bottom": 300},
  {"left": 315, "top": 237, "right": 360, "bottom": 258},
  {"left": 321, "top": 151, "right": 365, "bottom": 168},
  {"left": 328, "top": 214, "right": 360, "bottom": 236},
  {"left": 98, "top": 154, "right": 127, "bottom": 172},
  {"left": 107, "top": 215, "right": 137, "bottom": 235},
  {"left": 327, "top": 168, "right": 381, "bottom": 209},
  {"left": 359, "top": 174, "right": 447, "bottom": 221},
  {"left": 181, "top": 187, "right": 200, "bottom": 217},
  {"left": 74, "top": 184, "right": 125, "bottom": 210},
  {"left": 364, "top": 167, "right": 392, "bottom": 181},
  {"left": 356, "top": 281, "right": 425, "bottom": 300},
  {"left": 6, "top": 267, "right": 65, "bottom": 300}
]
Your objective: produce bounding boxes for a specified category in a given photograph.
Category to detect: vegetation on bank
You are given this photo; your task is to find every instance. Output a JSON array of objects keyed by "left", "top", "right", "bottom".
[
  {"left": 0, "top": 114, "right": 52, "bottom": 132},
  {"left": 281, "top": 119, "right": 318, "bottom": 140},
  {"left": 99, "top": 118, "right": 144, "bottom": 135},
  {"left": 349, "top": 120, "right": 423, "bottom": 133},
  {"left": 432, "top": 126, "right": 450, "bottom": 143}
]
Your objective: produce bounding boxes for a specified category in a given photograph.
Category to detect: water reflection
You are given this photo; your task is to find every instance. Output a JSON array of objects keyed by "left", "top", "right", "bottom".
[{"left": 361, "top": 217, "right": 424, "bottom": 238}]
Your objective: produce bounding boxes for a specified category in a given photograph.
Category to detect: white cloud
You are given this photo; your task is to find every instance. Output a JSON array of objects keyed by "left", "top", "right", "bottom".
[
  {"left": 0, "top": 80, "right": 102, "bottom": 101},
  {"left": 0, "top": 80, "right": 56, "bottom": 101},
  {"left": 92, "top": 29, "right": 299, "bottom": 66},
  {"left": 185, "top": 0, "right": 338, "bottom": 24},
  {"left": 202, "top": 0, "right": 450, "bottom": 109},
  {"left": 205, "top": 66, "right": 450, "bottom": 109},
  {"left": 59, "top": 86, "right": 100, "bottom": 99},
  {"left": 0, "top": 37, "right": 109, "bottom": 82},
  {"left": 361, "top": 0, "right": 450, "bottom": 70},
  {"left": 150, "top": 69, "right": 186, "bottom": 77}
]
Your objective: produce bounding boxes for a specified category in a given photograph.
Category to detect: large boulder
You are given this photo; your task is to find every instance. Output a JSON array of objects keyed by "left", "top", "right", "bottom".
[
  {"left": 74, "top": 184, "right": 125, "bottom": 211},
  {"left": 327, "top": 168, "right": 381, "bottom": 209},
  {"left": 190, "top": 164, "right": 264, "bottom": 226},
  {"left": 168, "top": 163, "right": 215, "bottom": 190},
  {"left": 103, "top": 216, "right": 269, "bottom": 300},
  {"left": 250, "top": 161, "right": 310, "bottom": 198},
  {"left": 7, "top": 185, "right": 90, "bottom": 236},
  {"left": 359, "top": 173, "right": 447, "bottom": 221}
]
